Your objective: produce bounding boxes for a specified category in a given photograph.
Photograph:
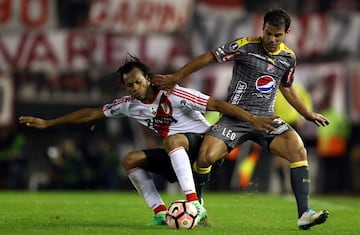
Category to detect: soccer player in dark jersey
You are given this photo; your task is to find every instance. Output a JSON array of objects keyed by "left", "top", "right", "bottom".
[
  {"left": 19, "top": 55, "right": 277, "bottom": 226},
  {"left": 153, "top": 8, "right": 330, "bottom": 230}
]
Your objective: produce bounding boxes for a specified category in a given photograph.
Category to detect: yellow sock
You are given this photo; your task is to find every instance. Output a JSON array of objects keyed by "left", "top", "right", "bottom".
[
  {"left": 290, "top": 160, "right": 308, "bottom": 168},
  {"left": 193, "top": 161, "right": 212, "bottom": 174}
]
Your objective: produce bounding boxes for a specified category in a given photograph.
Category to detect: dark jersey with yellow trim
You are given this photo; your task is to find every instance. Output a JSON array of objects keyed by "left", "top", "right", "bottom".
[{"left": 212, "top": 36, "right": 296, "bottom": 117}]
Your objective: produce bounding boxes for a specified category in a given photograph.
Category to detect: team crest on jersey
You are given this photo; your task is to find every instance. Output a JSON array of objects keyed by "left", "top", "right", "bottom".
[
  {"left": 229, "top": 42, "right": 239, "bottom": 52},
  {"left": 151, "top": 107, "right": 157, "bottom": 115},
  {"left": 212, "top": 124, "right": 221, "bottom": 131},
  {"left": 267, "top": 63, "right": 275, "bottom": 73},
  {"left": 180, "top": 100, "right": 187, "bottom": 106},
  {"left": 255, "top": 76, "right": 276, "bottom": 93},
  {"left": 160, "top": 103, "right": 171, "bottom": 114}
]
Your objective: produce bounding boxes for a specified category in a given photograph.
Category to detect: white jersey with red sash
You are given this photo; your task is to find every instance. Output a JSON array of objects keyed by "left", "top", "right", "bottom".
[{"left": 103, "top": 84, "right": 211, "bottom": 138}]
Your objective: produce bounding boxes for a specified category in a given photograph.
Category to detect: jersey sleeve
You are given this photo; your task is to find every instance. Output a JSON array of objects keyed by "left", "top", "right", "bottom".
[
  {"left": 212, "top": 39, "right": 242, "bottom": 63},
  {"left": 281, "top": 66, "right": 295, "bottom": 87},
  {"left": 171, "top": 85, "right": 209, "bottom": 113},
  {"left": 102, "top": 96, "right": 132, "bottom": 118},
  {"left": 280, "top": 44, "right": 297, "bottom": 87},
  {"left": 212, "top": 37, "right": 256, "bottom": 63}
]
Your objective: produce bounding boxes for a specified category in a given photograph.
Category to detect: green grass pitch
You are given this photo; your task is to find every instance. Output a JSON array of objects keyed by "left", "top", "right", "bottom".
[{"left": 0, "top": 191, "right": 358, "bottom": 235}]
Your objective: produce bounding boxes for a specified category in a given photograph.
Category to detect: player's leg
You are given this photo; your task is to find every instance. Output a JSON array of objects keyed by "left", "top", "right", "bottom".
[
  {"left": 270, "top": 131, "right": 308, "bottom": 214},
  {"left": 194, "top": 134, "right": 228, "bottom": 202},
  {"left": 163, "top": 134, "right": 198, "bottom": 202},
  {"left": 197, "top": 135, "right": 229, "bottom": 167},
  {"left": 122, "top": 150, "right": 167, "bottom": 225},
  {"left": 269, "top": 131, "right": 329, "bottom": 229},
  {"left": 163, "top": 134, "right": 206, "bottom": 222},
  {"left": 194, "top": 116, "right": 250, "bottom": 203}
]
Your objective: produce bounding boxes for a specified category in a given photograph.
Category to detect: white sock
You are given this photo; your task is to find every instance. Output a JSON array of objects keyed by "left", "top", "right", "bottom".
[
  {"left": 128, "top": 167, "right": 165, "bottom": 210},
  {"left": 168, "top": 147, "right": 197, "bottom": 195}
]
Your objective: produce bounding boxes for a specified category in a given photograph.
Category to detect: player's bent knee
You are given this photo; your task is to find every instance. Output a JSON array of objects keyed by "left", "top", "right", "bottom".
[
  {"left": 285, "top": 145, "right": 308, "bottom": 162},
  {"left": 198, "top": 145, "right": 227, "bottom": 167},
  {"left": 122, "top": 151, "right": 149, "bottom": 171},
  {"left": 121, "top": 155, "right": 132, "bottom": 171},
  {"left": 298, "top": 146, "right": 307, "bottom": 160},
  {"left": 122, "top": 152, "right": 139, "bottom": 171},
  {"left": 163, "top": 134, "right": 188, "bottom": 152},
  {"left": 197, "top": 150, "right": 223, "bottom": 167}
]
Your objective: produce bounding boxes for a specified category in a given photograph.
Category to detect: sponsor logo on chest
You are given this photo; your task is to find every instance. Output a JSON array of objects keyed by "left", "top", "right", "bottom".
[{"left": 255, "top": 75, "right": 276, "bottom": 93}]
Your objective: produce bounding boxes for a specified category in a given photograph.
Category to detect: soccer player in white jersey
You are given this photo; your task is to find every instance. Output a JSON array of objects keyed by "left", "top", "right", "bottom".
[
  {"left": 154, "top": 9, "right": 330, "bottom": 230},
  {"left": 19, "top": 55, "right": 277, "bottom": 225}
]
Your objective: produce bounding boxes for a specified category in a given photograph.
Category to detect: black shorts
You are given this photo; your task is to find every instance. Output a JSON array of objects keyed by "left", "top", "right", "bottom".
[
  {"left": 143, "top": 133, "right": 204, "bottom": 183},
  {"left": 207, "top": 116, "right": 294, "bottom": 151}
]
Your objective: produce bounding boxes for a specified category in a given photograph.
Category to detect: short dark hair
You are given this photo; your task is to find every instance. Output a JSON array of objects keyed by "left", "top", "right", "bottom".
[
  {"left": 116, "top": 54, "right": 151, "bottom": 83},
  {"left": 263, "top": 8, "right": 291, "bottom": 32}
]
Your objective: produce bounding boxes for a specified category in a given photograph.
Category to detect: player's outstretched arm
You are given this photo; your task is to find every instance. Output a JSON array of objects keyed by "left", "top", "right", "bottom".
[
  {"left": 279, "top": 85, "right": 330, "bottom": 127},
  {"left": 305, "top": 112, "right": 330, "bottom": 127},
  {"left": 153, "top": 51, "right": 216, "bottom": 89},
  {"left": 19, "top": 107, "right": 105, "bottom": 129},
  {"left": 207, "top": 98, "right": 278, "bottom": 132}
]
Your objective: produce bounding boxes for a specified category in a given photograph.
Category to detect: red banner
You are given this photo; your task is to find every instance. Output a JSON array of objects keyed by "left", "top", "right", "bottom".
[
  {"left": 88, "top": 0, "right": 193, "bottom": 33},
  {"left": 348, "top": 63, "right": 360, "bottom": 123},
  {"left": 0, "top": 0, "right": 56, "bottom": 30}
]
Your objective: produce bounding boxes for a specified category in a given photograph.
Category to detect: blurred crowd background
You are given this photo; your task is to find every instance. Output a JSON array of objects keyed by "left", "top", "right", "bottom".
[{"left": 1, "top": 0, "right": 359, "bottom": 195}]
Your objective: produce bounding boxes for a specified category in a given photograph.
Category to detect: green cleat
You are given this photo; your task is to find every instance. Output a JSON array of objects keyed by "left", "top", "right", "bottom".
[
  {"left": 147, "top": 213, "right": 167, "bottom": 226},
  {"left": 192, "top": 201, "right": 207, "bottom": 225}
]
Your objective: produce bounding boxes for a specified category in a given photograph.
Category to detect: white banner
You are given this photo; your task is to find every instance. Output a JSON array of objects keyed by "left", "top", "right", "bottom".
[
  {"left": 88, "top": 0, "right": 193, "bottom": 33},
  {"left": 0, "top": 0, "right": 57, "bottom": 30},
  {"left": 0, "top": 31, "right": 191, "bottom": 72},
  {"left": 0, "top": 76, "right": 14, "bottom": 127}
]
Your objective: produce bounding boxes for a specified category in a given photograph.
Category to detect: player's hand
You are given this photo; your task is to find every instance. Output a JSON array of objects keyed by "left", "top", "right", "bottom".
[
  {"left": 250, "top": 115, "right": 279, "bottom": 132},
  {"left": 152, "top": 74, "right": 179, "bottom": 89},
  {"left": 19, "top": 116, "right": 48, "bottom": 129},
  {"left": 305, "top": 112, "right": 330, "bottom": 127}
]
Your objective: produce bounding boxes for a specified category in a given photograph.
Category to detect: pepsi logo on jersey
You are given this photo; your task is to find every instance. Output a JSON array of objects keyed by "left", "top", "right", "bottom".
[{"left": 255, "top": 76, "right": 276, "bottom": 93}]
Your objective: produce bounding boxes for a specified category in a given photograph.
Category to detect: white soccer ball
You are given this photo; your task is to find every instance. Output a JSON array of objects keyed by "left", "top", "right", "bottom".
[{"left": 166, "top": 200, "right": 198, "bottom": 229}]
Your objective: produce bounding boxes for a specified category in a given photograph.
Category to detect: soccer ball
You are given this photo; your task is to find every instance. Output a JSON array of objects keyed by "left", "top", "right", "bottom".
[{"left": 166, "top": 200, "right": 198, "bottom": 229}]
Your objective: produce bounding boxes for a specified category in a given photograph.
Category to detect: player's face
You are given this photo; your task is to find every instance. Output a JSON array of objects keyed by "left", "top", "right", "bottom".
[
  {"left": 123, "top": 67, "right": 152, "bottom": 101},
  {"left": 262, "top": 23, "right": 288, "bottom": 52}
]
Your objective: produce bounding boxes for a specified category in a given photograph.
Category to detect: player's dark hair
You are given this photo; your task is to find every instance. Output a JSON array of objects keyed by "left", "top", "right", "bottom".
[
  {"left": 263, "top": 8, "right": 291, "bottom": 32},
  {"left": 116, "top": 54, "right": 152, "bottom": 83}
]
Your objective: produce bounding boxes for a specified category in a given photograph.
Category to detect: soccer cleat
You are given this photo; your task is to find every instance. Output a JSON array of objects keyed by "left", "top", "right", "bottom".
[
  {"left": 192, "top": 201, "right": 207, "bottom": 224},
  {"left": 297, "top": 209, "right": 329, "bottom": 230},
  {"left": 147, "top": 213, "right": 167, "bottom": 226}
]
